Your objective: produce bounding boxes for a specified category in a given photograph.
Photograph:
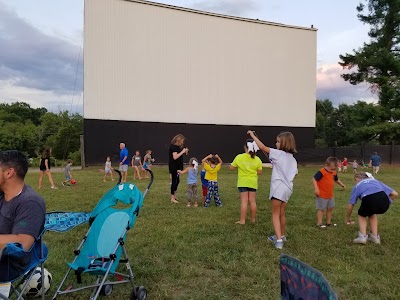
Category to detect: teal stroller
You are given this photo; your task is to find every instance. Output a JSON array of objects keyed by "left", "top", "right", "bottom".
[{"left": 52, "top": 170, "right": 153, "bottom": 300}]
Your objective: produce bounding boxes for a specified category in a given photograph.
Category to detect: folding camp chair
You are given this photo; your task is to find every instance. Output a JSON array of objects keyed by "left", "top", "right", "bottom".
[
  {"left": 280, "top": 254, "right": 338, "bottom": 300},
  {"left": 52, "top": 169, "right": 153, "bottom": 300},
  {"left": 0, "top": 234, "right": 48, "bottom": 300}
]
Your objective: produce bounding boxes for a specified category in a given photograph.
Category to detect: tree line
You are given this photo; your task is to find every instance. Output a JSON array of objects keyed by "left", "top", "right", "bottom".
[{"left": 0, "top": 102, "right": 82, "bottom": 160}]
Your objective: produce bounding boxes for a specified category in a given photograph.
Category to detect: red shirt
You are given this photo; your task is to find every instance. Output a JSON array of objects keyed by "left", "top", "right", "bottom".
[{"left": 342, "top": 160, "right": 348, "bottom": 166}]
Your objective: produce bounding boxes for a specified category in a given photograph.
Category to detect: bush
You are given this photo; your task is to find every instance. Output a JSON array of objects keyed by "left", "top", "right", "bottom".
[{"left": 69, "top": 150, "right": 81, "bottom": 166}]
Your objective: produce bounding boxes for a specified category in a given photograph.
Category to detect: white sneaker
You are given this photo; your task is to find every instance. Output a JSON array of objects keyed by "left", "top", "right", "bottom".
[
  {"left": 353, "top": 232, "right": 367, "bottom": 244},
  {"left": 368, "top": 233, "right": 381, "bottom": 244}
]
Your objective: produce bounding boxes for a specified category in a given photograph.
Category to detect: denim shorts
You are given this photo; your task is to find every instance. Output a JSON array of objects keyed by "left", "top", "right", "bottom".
[{"left": 238, "top": 187, "right": 257, "bottom": 193}]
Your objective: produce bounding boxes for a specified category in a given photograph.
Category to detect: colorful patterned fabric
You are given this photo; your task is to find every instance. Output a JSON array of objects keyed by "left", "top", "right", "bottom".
[
  {"left": 204, "top": 181, "right": 222, "bottom": 207},
  {"left": 45, "top": 212, "right": 91, "bottom": 232},
  {"left": 280, "top": 254, "right": 338, "bottom": 300}
]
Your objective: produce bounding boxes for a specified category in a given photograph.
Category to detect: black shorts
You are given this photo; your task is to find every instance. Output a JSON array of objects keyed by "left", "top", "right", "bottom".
[
  {"left": 238, "top": 187, "right": 257, "bottom": 193},
  {"left": 358, "top": 191, "right": 390, "bottom": 217}
]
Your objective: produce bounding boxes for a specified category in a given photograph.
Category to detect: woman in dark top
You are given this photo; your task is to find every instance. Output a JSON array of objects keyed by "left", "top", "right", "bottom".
[
  {"left": 169, "top": 134, "right": 188, "bottom": 203},
  {"left": 38, "top": 147, "right": 57, "bottom": 189}
]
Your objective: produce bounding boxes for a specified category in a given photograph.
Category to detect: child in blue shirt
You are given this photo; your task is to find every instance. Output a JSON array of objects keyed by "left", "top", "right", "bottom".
[
  {"left": 200, "top": 166, "right": 208, "bottom": 206},
  {"left": 347, "top": 172, "right": 398, "bottom": 244},
  {"left": 178, "top": 158, "right": 199, "bottom": 207}
]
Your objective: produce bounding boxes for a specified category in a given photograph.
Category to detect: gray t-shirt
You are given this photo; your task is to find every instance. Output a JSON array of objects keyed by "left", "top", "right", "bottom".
[
  {"left": 64, "top": 164, "right": 71, "bottom": 178},
  {"left": 0, "top": 185, "right": 46, "bottom": 275}
]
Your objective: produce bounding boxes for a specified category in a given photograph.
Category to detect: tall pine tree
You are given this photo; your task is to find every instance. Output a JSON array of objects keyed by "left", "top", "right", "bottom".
[{"left": 339, "top": 0, "right": 400, "bottom": 112}]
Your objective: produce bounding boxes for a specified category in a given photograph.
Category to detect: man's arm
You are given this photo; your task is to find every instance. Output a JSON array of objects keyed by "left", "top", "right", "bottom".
[{"left": 0, "top": 234, "right": 35, "bottom": 251}]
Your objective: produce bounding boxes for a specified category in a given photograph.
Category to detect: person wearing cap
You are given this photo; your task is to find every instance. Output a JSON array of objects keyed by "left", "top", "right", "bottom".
[{"left": 346, "top": 172, "right": 397, "bottom": 244}]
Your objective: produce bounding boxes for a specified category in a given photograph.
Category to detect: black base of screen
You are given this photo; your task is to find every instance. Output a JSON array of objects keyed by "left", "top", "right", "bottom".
[{"left": 84, "top": 119, "right": 315, "bottom": 165}]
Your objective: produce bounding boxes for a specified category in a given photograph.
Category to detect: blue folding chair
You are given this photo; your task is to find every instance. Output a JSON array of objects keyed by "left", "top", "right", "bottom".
[
  {"left": 52, "top": 170, "right": 153, "bottom": 300},
  {"left": 0, "top": 233, "right": 48, "bottom": 300}
]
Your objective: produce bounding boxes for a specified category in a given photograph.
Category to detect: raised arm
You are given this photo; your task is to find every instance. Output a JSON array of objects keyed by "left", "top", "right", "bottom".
[
  {"left": 247, "top": 131, "right": 270, "bottom": 153},
  {"left": 202, "top": 154, "right": 213, "bottom": 164},
  {"left": 215, "top": 154, "right": 223, "bottom": 164}
]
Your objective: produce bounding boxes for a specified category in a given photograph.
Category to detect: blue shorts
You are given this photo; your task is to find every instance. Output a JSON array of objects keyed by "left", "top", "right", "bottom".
[
  {"left": 238, "top": 187, "right": 257, "bottom": 193},
  {"left": 143, "top": 163, "right": 148, "bottom": 169},
  {"left": 65, "top": 176, "right": 71, "bottom": 181}
]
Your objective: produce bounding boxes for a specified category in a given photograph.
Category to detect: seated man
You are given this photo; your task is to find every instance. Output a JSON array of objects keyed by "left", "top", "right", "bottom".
[{"left": 0, "top": 150, "right": 46, "bottom": 282}]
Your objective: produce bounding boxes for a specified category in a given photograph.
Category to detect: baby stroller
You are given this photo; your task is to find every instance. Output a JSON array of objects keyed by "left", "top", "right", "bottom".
[{"left": 52, "top": 169, "right": 153, "bottom": 300}]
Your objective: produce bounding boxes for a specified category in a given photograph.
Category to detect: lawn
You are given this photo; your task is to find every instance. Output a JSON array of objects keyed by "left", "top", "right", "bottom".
[{"left": 26, "top": 165, "right": 400, "bottom": 300}]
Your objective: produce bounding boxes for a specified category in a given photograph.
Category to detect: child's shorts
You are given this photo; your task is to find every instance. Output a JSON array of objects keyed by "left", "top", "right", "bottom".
[
  {"left": 202, "top": 186, "right": 208, "bottom": 196},
  {"left": 143, "top": 162, "right": 148, "bottom": 169},
  {"left": 238, "top": 187, "right": 257, "bottom": 192},
  {"left": 358, "top": 191, "right": 390, "bottom": 217},
  {"left": 65, "top": 176, "right": 71, "bottom": 181},
  {"left": 316, "top": 197, "right": 335, "bottom": 210},
  {"left": 105, "top": 169, "right": 111, "bottom": 173}
]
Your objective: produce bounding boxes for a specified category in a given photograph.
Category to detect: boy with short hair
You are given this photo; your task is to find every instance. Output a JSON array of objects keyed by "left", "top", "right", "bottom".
[
  {"left": 312, "top": 157, "right": 346, "bottom": 228},
  {"left": 202, "top": 154, "right": 223, "bottom": 208},
  {"left": 62, "top": 160, "right": 73, "bottom": 187}
]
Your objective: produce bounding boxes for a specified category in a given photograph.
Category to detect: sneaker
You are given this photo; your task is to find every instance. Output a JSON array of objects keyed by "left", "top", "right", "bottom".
[
  {"left": 368, "top": 233, "right": 381, "bottom": 244},
  {"left": 268, "top": 235, "right": 287, "bottom": 243},
  {"left": 353, "top": 232, "right": 367, "bottom": 244},
  {"left": 62, "top": 182, "right": 66, "bottom": 186},
  {"left": 51, "top": 186, "right": 58, "bottom": 190},
  {"left": 274, "top": 240, "right": 284, "bottom": 250}
]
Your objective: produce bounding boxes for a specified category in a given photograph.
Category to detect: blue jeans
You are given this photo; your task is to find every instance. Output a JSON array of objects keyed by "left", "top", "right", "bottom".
[{"left": 204, "top": 181, "right": 222, "bottom": 207}]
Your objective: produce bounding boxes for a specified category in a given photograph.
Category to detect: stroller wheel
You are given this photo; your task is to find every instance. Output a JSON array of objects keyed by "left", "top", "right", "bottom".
[
  {"left": 135, "top": 286, "right": 147, "bottom": 300},
  {"left": 100, "top": 284, "right": 113, "bottom": 296}
]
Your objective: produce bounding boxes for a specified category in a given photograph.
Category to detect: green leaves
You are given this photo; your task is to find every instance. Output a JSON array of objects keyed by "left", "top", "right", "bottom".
[{"left": 0, "top": 102, "right": 82, "bottom": 159}]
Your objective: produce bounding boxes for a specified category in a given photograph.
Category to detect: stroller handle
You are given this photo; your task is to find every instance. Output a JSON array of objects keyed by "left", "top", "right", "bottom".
[
  {"left": 145, "top": 169, "right": 154, "bottom": 190},
  {"left": 113, "top": 169, "right": 122, "bottom": 184}
]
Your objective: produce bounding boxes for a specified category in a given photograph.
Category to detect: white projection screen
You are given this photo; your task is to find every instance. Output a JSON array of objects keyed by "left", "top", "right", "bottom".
[{"left": 84, "top": 0, "right": 317, "bottom": 127}]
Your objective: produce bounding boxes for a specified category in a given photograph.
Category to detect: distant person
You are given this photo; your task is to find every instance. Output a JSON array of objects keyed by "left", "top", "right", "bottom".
[
  {"left": 369, "top": 152, "right": 381, "bottom": 175},
  {"left": 38, "top": 147, "right": 57, "bottom": 189},
  {"left": 103, "top": 156, "right": 114, "bottom": 182},
  {"left": 178, "top": 157, "right": 199, "bottom": 207},
  {"left": 347, "top": 172, "right": 397, "bottom": 244},
  {"left": 0, "top": 150, "right": 46, "bottom": 281},
  {"left": 200, "top": 165, "right": 208, "bottom": 206},
  {"left": 142, "top": 150, "right": 155, "bottom": 178},
  {"left": 168, "top": 134, "right": 188, "bottom": 204},
  {"left": 352, "top": 160, "right": 359, "bottom": 174},
  {"left": 248, "top": 130, "right": 297, "bottom": 250},
  {"left": 119, "top": 143, "right": 129, "bottom": 183},
  {"left": 342, "top": 157, "right": 348, "bottom": 173},
  {"left": 312, "top": 157, "right": 346, "bottom": 228},
  {"left": 230, "top": 139, "right": 262, "bottom": 225},
  {"left": 131, "top": 150, "right": 143, "bottom": 180},
  {"left": 62, "top": 159, "right": 73, "bottom": 187},
  {"left": 202, "top": 154, "right": 223, "bottom": 208}
]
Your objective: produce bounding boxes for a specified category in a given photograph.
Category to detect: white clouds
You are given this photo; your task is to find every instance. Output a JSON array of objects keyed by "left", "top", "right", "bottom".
[{"left": 316, "top": 63, "right": 377, "bottom": 105}]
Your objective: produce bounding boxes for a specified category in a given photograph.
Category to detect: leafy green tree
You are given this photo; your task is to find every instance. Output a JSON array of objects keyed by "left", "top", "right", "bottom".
[{"left": 339, "top": 0, "right": 400, "bottom": 111}]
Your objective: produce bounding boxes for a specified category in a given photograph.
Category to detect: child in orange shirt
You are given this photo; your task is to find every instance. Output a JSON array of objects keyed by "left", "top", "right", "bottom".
[{"left": 312, "top": 157, "right": 346, "bottom": 228}]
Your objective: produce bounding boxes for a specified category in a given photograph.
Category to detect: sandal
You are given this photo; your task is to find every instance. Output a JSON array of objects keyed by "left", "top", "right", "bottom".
[
  {"left": 317, "top": 224, "right": 326, "bottom": 228},
  {"left": 346, "top": 221, "right": 355, "bottom": 225},
  {"left": 187, "top": 203, "right": 191, "bottom": 207},
  {"left": 326, "top": 223, "right": 337, "bottom": 227},
  {"left": 194, "top": 203, "right": 198, "bottom": 207}
]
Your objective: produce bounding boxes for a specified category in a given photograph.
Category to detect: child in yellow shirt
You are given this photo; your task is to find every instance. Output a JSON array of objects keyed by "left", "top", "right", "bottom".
[{"left": 202, "top": 154, "right": 222, "bottom": 207}]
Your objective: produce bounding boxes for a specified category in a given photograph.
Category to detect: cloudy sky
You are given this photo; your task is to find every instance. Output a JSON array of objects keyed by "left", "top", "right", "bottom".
[{"left": 0, "top": 0, "right": 377, "bottom": 113}]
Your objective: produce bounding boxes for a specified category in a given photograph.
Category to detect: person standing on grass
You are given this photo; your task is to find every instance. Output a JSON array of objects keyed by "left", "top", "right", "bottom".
[
  {"left": 347, "top": 172, "right": 397, "bottom": 244},
  {"left": 369, "top": 152, "right": 381, "bottom": 175},
  {"left": 0, "top": 150, "right": 46, "bottom": 281},
  {"left": 202, "top": 154, "right": 223, "bottom": 208},
  {"left": 168, "top": 134, "right": 188, "bottom": 204},
  {"left": 312, "top": 157, "right": 346, "bottom": 228},
  {"left": 230, "top": 139, "right": 262, "bottom": 225},
  {"left": 38, "top": 147, "right": 57, "bottom": 189},
  {"left": 200, "top": 164, "right": 208, "bottom": 206},
  {"left": 178, "top": 157, "right": 199, "bottom": 207},
  {"left": 247, "top": 130, "right": 297, "bottom": 250},
  {"left": 342, "top": 157, "right": 348, "bottom": 173},
  {"left": 62, "top": 159, "right": 73, "bottom": 187},
  {"left": 119, "top": 143, "right": 129, "bottom": 183},
  {"left": 352, "top": 160, "right": 359, "bottom": 174},
  {"left": 103, "top": 156, "right": 114, "bottom": 182},
  {"left": 131, "top": 150, "right": 143, "bottom": 180},
  {"left": 142, "top": 150, "right": 155, "bottom": 178}
]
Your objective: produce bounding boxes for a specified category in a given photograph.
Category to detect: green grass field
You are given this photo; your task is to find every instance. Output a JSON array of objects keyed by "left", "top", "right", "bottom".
[{"left": 26, "top": 165, "right": 400, "bottom": 300}]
